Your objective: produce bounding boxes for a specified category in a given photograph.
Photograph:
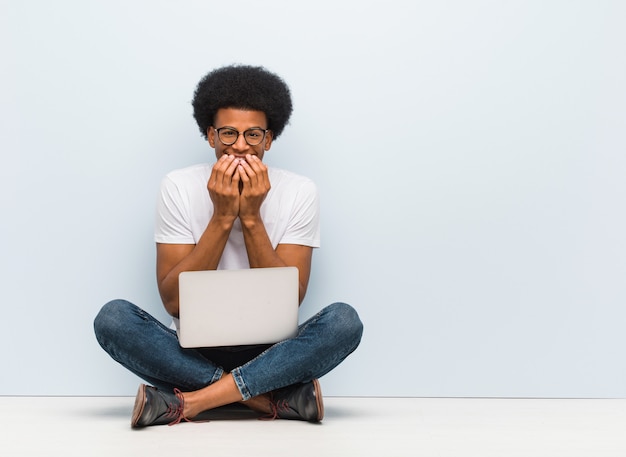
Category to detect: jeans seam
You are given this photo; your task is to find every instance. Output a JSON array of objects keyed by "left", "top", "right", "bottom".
[{"left": 231, "top": 367, "right": 251, "bottom": 400}]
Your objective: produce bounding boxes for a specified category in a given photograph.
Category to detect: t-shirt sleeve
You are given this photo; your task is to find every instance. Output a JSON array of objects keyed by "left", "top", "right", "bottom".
[
  {"left": 280, "top": 179, "right": 321, "bottom": 248},
  {"left": 154, "top": 175, "right": 195, "bottom": 244}
]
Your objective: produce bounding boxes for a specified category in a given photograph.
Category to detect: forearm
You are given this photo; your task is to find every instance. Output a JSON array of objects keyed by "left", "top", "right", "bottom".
[
  {"left": 159, "top": 216, "right": 234, "bottom": 316},
  {"left": 241, "top": 216, "right": 285, "bottom": 269},
  {"left": 241, "top": 216, "right": 310, "bottom": 304}
]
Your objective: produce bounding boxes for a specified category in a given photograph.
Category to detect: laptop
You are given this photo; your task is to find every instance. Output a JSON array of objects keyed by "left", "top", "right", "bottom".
[{"left": 177, "top": 266, "right": 299, "bottom": 348}]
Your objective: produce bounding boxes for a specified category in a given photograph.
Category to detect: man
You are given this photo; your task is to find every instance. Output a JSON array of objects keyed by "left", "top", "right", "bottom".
[{"left": 94, "top": 65, "right": 363, "bottom": 428}]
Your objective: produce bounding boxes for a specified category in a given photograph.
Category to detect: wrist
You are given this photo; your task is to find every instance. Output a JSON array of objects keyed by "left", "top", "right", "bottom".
[
  {"left": 240, "top": 214, "right": 263, "bottom": 230},
  {"left": 210, "top": 214, "right": 237, "bottom": 231}
]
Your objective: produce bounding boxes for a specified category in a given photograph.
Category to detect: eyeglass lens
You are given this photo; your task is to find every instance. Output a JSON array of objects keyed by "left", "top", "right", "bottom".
[{"left": 217, "top": 128, "right": 265, "bottom": 146}]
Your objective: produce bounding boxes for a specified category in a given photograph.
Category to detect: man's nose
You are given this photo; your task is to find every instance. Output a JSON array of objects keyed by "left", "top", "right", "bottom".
[{"left": 231, "top": 133, "right": 249, "bottom": 150}]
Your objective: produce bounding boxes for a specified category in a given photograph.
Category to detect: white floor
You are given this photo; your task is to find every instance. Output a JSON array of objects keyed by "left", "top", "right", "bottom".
[{"left": 3, "top": 396, "right": 626, "bottom": 456}]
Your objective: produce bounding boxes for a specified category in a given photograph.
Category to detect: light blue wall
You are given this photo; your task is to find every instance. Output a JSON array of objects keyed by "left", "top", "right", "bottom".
[{"left": 2, "top": 0, "right": 625, "bottom": 397}]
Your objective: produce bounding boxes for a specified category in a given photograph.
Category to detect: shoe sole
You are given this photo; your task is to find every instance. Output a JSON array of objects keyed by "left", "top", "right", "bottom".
[
  {"left": 131, "top": 384, "right": 147, "bottom": 428},
  {"left": 312, "top": 379, "right": 324, "bottom": 422}
]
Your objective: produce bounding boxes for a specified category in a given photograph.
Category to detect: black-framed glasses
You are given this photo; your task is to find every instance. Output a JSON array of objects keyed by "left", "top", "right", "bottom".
[{"left": 214, "top": 127, "right": 269, "bottom": 146}]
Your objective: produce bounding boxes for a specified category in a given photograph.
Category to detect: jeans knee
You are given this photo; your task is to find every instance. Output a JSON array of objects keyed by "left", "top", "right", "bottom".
[
  {"left": 93, "top": 299, "right": 134, "bottom": 344},
  {"left": 327, "top": 302, "right": 364, "bottom": 346}
]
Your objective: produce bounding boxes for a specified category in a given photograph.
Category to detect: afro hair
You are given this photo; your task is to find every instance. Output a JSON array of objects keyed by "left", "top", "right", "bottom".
[{"left": 192, "top": 65, "right": 293, "bottom": 140}]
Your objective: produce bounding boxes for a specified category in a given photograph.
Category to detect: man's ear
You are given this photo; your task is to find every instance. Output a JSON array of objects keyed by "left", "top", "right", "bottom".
[
  {"left": 264, "top": 130, "right": 274, "bottom": 151},
  {"left": 207, "top": 126, "right": 216, "bottom": 148}
]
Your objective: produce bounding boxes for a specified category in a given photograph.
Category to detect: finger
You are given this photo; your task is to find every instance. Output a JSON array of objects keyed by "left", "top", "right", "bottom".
[
  {"left": 215, "top": 155, "right": 240, "bottom": 188},
  {"left": 233, "top": 163, "right": 242, "bottom": 183},
  {"left": 209, "top": 159, "right": 226, "bottom": 190},
  {"left": 224, "top": 156, "right": 239, "bottom": 180},
  {"left": 245, "top": 154, "right": 265, "bottom": 172},
  {"left": 211, "top": 154, "right": 229, "bottom": 178},
  {"left": 238, "top": 158, "right": 255, "bottom": 180},
  {"left": 246, "top": 154, "right": 269, "bottom": 189}
]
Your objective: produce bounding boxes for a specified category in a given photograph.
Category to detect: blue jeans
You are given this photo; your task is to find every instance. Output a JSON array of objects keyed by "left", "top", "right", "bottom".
[{"left": 93, "top": 300, "right": 363, "bottom": 400}]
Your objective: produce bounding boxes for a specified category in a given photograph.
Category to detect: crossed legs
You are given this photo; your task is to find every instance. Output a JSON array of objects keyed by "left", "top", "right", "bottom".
[{"left": 94, "top": 299, "right": 363, "bottom": 424}]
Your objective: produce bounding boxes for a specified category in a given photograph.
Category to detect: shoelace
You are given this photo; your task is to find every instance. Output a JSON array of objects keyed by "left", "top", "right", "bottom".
[
  {"left": 166, "top": 388, "right": 191, "bottom": 426},
  {"left": 261, "top": 398, "right": 291, "bottom": 421}
]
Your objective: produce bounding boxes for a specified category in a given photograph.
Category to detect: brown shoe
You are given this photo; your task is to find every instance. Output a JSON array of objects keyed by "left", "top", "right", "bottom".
[
  {"left": 268, "top": 379, "right": 324, "bottom": 423},
  {"left": 131, "top": 384, "right": 188, "bottom": 428}
]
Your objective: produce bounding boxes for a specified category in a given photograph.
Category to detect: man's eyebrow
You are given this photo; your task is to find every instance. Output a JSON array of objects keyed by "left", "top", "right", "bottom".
[{"left": 216, "top": 125, "right": 266, "bottom": 130}]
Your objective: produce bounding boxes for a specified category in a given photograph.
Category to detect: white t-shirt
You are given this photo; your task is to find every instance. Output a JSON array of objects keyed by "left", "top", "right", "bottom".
[{"left": 154, "top": 163, "right": 321, "bottom": 269}]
